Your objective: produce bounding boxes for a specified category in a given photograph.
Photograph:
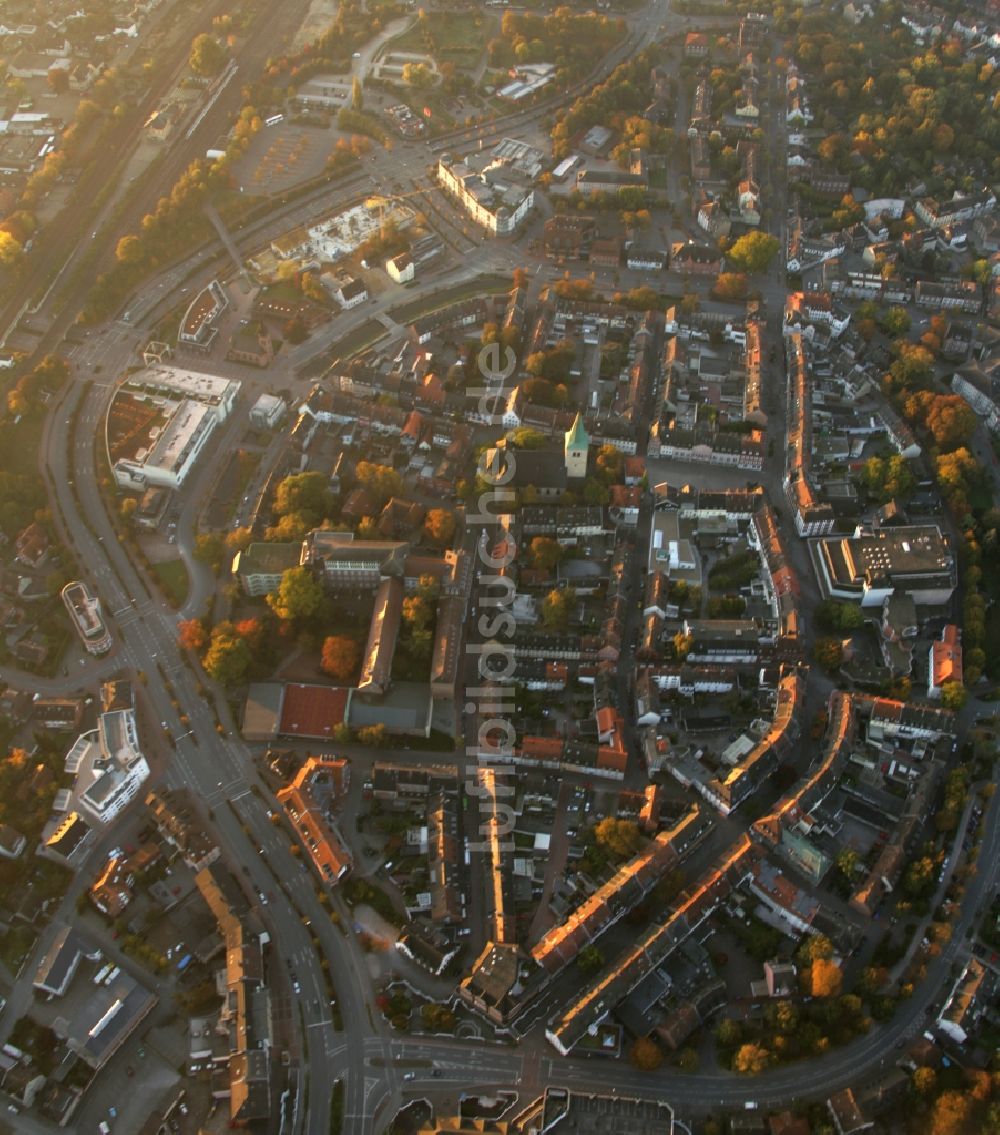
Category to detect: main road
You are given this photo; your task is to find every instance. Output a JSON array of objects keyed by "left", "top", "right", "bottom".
[{"left": 44, "top": 374, "right": 401, "bottom": 1135}]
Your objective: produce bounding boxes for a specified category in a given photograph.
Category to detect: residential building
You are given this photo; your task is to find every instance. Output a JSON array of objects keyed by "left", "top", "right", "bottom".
[
  {"left": 928, "top": 624, "right": 962, "bottom": 697},
  {"left": 386, "top": 252, "right": 414, "bottom": 283},
  {"left": 277, "top": 757, "right": 352, "bottom": 885},
  {"left": 248, "top": 392, "right": 286, "bottom": 430},
  {"left": 178, "top": 281, "right": 228, "bottom": 352}
]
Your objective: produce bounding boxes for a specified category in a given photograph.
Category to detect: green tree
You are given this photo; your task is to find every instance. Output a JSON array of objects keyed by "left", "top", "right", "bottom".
[
  {"left": 267, "top": 566, "right": 325, "bottom": 621},
  {"left": 506, "top": 426, "right": 547, "bottom": 450},
  {"left": 194, "top": 532, "right": 226, "bottom": 573},
  {"left": 879, "top": 306, "right": 911, "bottom": 336},
  {"left": 726, "top": 232, "right": 780, "bottom": 273},
  {"left": 355, "top": 462, "right": 404, "bottom": 508},
  {"left": 189, "top": 33, "right": 227, "bottom": 77},
  {"left": 272, "top": 472, "right": 333, "bottom": 528},
  {"left": 577, "top": 944, "right": 605, "bottom": 976},
  {"left": 939, "top": 681, "right": 967, "bottom": 710},
  {"left": 815, "top": 600, "right": 864, "bottom": 632},
  {"left": 813, "top": 636, "right": 843, "bottom": 672}
]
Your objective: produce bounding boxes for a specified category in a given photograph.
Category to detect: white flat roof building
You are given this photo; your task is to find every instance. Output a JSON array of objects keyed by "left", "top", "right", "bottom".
[
  {"left": 69, "top": 709, "right": 150, "bottom": 824},
  {"left": 111, "top": 365, "right": 240, "bottom": 490}
]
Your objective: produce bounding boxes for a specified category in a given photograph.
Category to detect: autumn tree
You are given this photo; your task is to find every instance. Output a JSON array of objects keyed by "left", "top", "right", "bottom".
[
  {"left": 202, "top": 622, "right": 253, "bottom": 686},
  {"left": 226, "top": 526, "right": 254, "bottom": 553},
  {"left": 424, "top": 508, "right": 456, "bottom": 547},
  {"left": 594, "top": 443, "right": 623, "bottom": 484},
  {"left": 178, "top": 618, "right": 208, "bottom": 653},
  {"left": 115, "top": 235, "right": 143, "bottom": 265},
  {"left": 351, "top": 76, "right": 363, "bottom": 111},
  {"left": 930, "top": 1092, "right": 972, "bottom": 1135},
  {"left": 529, "top": 536, "right": 562, "bottom": 571},
  {"left": 233, "top": 617, "right": 267, "bottom": 655},
  {"left": 732, "top": 1042, "right": 770, "bottom": 1075},
  {"left": 0, "top": 231, "right": 24, "bottom": 268},
  {"left": 630, "top": 1036, "right": 663, "bottom": 1070},
  {"left": 711, "top": 272, "right": 748, "bottom": 301},
  {"left": 810, "top": 957, "right": 843, "bottom": 998},
  {"left": 267, "top": 566, "right": 325, "bottom": 621},
  {"left": 925, "top": 395, "right": 977, "bottom": 451},
  {"left": 357, "top": 723, "right": 387, "bottom": 746},
  {"left": 321, "top": 635, "right": 360, "bottom": 681},
  {"left": 541, "top": 586, "right": 575, "bottom": 631},
  {"left": 594, "top": 817, "right": 645, "bottom": 859}
]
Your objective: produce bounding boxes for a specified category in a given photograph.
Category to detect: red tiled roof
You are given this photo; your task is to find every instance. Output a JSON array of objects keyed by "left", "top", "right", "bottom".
[{"left": 279, "top": 684, "right": 349, "bottom": 738}]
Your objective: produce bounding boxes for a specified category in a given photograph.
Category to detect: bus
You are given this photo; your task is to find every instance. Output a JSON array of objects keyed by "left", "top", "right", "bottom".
[{"left": 264, "top": 114, "right": 284, "bottom": 127}]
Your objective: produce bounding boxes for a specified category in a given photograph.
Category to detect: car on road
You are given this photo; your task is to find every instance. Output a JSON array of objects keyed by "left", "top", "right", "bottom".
[{"left": 403, "top": 1072, "right": 416, "bottom": 1081}]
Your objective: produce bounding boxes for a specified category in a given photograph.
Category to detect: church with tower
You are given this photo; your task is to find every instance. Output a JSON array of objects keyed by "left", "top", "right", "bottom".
[
  {"left": 482, "top": 413, "right": 591, "bottom": 499},
  {"left": 564, "top": 413, "right": 589, "bottom": 480}
]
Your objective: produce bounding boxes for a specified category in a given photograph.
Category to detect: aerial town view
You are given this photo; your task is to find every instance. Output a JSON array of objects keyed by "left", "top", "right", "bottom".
[{"left": 0, "top": 0, "right": 999, "bottom": 1132}]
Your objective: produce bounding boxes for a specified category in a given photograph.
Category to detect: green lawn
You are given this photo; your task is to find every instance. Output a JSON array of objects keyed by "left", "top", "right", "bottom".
[
  {"left": 393, "top": 10, "right": 494, "bottom": 66},
  {"left": 389, "top": 275, "right": 511, "bottom": 323},
  {"left": 152, "top": 558, "right": 189, "bottom": 608},
  {"left": 325, "top": 319, "right": 389, "bottom": 367},
  {"left": 0, "top": 925, "right": 37, "bottom": 974}
]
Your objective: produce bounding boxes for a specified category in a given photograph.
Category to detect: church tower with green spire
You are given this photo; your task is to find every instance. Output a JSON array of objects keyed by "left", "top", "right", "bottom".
[{"left": 564, "top": 412, "right": 590, "bottom": 480}]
